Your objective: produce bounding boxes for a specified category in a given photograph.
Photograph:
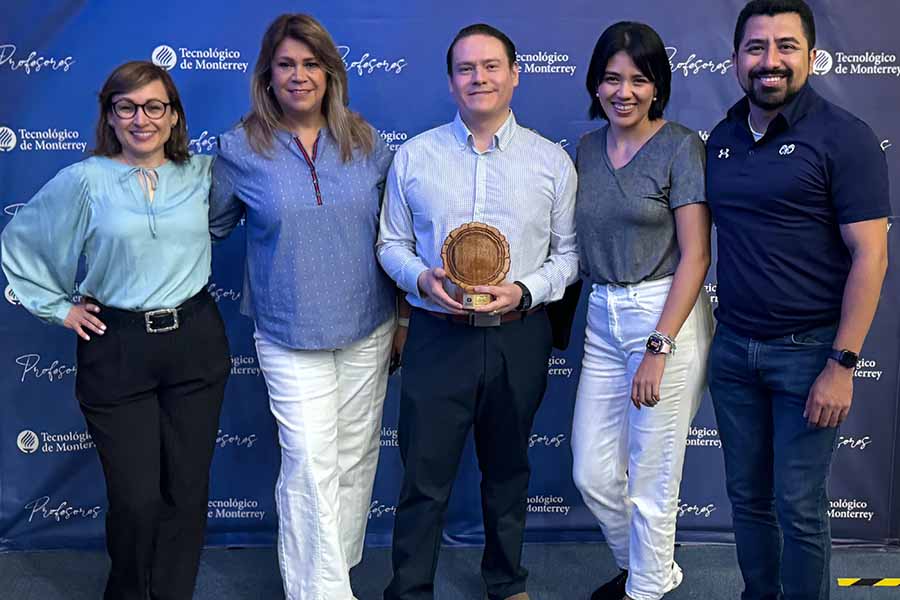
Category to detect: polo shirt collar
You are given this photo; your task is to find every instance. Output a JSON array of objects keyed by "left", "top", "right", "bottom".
[
  {"left": 726, "top": 83, "right": 821, "bottom": 132},
  {"left": 451, "top": 110, "right": 518, "bottom": 151}
]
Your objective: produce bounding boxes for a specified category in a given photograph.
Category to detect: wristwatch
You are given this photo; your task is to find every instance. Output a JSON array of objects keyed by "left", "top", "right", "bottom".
[
  {"left": 829, "top": 348, "right": 859, "bottom": 369},
  {"left": 646, "top": 331, "right": 676, "bottom": 355},
  {"left": 513, "top": 281, "right": 532, "bottom": 311}
]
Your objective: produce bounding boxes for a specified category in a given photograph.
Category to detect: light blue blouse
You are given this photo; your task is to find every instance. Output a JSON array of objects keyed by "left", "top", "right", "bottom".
[{"left": 1, "top": 155, "right": 214, "bottom": 325}]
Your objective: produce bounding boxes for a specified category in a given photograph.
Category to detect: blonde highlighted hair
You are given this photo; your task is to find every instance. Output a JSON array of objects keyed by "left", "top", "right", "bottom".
[{"left": 244, "top": 13, "right": 374, "bottom": 161}]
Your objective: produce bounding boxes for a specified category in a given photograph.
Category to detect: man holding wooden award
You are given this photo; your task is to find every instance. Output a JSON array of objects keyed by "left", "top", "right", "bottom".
[{"left": 377, "top": 23, "right": 578, "bottom": 600}]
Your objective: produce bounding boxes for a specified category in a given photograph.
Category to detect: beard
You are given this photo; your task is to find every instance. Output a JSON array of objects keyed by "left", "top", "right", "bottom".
[{"left": 740, "top": 66, "right": 802, "bottom": 111}]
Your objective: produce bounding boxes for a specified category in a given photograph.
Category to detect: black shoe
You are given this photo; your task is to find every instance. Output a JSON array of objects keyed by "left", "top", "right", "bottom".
[{"left": 590, "top": 569, "right": 627, "bottom": 600}]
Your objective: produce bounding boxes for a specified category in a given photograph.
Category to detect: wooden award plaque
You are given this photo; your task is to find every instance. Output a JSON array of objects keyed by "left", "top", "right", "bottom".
[{"left": 441, "top": 222, "right": 511, "bottom": 308}]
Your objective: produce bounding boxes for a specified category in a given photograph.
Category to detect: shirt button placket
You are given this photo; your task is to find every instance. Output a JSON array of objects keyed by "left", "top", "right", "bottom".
[
  {"left": 474, "top": 154, "right": 486, "bottom": 222},
  {"left": 295, "top": 137, "right": 323, "bottom": 206}
]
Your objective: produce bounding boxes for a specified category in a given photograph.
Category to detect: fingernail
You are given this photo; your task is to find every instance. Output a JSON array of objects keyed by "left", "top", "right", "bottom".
[{"left": 100, "top": 325, "right": 107, "bottom": 331}]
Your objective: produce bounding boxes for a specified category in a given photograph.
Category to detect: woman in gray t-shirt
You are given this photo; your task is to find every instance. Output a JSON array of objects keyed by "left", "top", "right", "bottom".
[{"left": 570, "top": 22, "right": 714, "bottom": 600}]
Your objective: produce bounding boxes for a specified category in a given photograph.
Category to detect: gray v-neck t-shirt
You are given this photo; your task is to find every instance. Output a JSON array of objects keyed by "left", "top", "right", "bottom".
[{"left": 575, "top": 121, "right": 706, "bottom": 286}]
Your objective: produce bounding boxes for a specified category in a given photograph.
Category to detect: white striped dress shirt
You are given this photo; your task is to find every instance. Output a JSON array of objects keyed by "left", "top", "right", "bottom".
[{"left": 377, "top": 111, "right": 579, "bottom": 312}]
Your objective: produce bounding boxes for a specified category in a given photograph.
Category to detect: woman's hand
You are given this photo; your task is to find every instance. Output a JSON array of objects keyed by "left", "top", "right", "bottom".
[
  {"left": 631, "top": 353, "right": 666, "bottom": 409},
  {"left": 63, "top": 302, "right": 106, "bottom": 341}
]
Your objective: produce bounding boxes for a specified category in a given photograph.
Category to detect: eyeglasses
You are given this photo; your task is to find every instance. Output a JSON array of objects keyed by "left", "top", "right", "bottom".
[{"left": 111, "top": 99, "right": 171, "bottom": 120}]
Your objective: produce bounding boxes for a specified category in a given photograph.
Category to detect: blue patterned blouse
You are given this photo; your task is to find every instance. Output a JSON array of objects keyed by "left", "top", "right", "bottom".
[{"left": 210, "top": 125, "right": 395, "bottom": 350}]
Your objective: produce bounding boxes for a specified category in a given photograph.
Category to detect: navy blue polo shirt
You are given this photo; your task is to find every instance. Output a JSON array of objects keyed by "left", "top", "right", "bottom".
[{"left": 706, "top": 84, "right": 890, "bottom": 339}]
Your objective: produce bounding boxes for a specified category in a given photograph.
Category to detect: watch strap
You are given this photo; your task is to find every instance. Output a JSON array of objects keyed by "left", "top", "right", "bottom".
[
  {"left": 513, "top": 281, "right": 531, "bottom": 311},
  {"left": 828, "top": 348, "right": 858, "bottom": 369}
]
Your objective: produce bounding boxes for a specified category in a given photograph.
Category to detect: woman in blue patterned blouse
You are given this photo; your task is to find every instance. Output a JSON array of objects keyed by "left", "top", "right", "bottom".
[
  {"left": 1, "top": 61, "right": 229, "bottom": 600},
  {"left": 209, "top": 13, "right": 398, "bottom": 600}
]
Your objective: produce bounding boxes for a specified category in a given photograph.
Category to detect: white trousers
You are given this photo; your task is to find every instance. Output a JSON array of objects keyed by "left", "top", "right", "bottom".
[
  {"left": 254, "top": 318, "right": 394, "bottom": 600},
  {"left": 572, "top": 278, "right": 713, "bottom": 600}
]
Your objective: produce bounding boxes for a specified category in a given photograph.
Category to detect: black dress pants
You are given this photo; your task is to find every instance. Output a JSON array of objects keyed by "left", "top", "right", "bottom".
[
  {"left": 75, "top": 292, "right": 230, "bottom": 600},
  {"left": 384, "top": 308, "right": 553, "bottom": 600}
]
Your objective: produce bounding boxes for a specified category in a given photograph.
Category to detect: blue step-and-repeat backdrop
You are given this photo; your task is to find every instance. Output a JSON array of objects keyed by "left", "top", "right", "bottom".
[{"left": 1, "top": 1, "right": 898, "bottom": 551}]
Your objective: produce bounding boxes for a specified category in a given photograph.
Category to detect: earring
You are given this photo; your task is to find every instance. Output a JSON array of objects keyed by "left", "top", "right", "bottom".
[{"left": 266, "top": 84, "right": 272, "bottom": 93}]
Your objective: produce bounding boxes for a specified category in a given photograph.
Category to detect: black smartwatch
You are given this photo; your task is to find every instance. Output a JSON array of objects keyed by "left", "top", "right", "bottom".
[
  {"left": 513, "top": 281, "right": 532, "bottom": 311},
  {"left": 828, "top": 348, "right": 859, "bottom": 369}
]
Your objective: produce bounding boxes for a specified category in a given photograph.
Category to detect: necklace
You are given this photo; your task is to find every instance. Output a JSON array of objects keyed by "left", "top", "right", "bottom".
[{"left": 747, "top": 113, "right": 765, "bottom": 141}]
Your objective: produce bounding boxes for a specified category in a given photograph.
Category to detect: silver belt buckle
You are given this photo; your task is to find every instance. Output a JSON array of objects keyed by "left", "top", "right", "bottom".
[
  {"left": 144, "top": 308, "right": 179, "bottom": 333},
  {"left": 468, "top": 312, "right": 501, "bottom": 327}
]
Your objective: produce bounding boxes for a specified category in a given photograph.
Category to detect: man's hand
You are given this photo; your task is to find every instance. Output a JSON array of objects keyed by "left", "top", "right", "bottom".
[
  {"left": 417, "top": 268, "right": 465, "bottom": 314},
  {"left": 631, "top": 353, "right": 666, "bottom": 409},
  {"left": 63, "top": 302, "right": 106, "bottom": 341},
  {"left": 804, "top": 360, "right": 854, "bottom": 428},
  {"left": 470, "top": 283, "right": 523, "bottom": 315}
]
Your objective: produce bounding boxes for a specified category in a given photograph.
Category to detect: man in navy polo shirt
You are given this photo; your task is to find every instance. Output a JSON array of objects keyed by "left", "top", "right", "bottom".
[{"left": 705, "top": 1, "right": 890, "bottom": 598}]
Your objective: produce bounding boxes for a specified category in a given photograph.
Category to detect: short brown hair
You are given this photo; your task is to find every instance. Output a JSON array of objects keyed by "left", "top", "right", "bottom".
[
  {"left": 93, "top": 61, "right": 190, "bottom": 163},
  {"left": 446, "top": 24, "right": 517, "bottom": 75},
  {"left": 244, "top": 13, "right": 374, "bottom": 161}
]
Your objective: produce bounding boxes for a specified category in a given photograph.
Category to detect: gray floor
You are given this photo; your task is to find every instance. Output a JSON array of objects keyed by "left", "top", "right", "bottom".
[{"left": 1, "top": 543, "right": 898, "bottom": 599}]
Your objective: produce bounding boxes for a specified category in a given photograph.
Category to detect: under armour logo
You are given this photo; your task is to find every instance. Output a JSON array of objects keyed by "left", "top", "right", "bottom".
[
  {"left": 779, "top": 144, "right": 796, "bottom": 156},
  {"left": 717, "top": 148, "right": 730, "bottom": 159}
]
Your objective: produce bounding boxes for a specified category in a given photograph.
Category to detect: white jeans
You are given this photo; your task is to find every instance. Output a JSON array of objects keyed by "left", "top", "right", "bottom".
[
  {"left": 572, "top": 278, "right": 713, "bottom": 600},
  {"left": 254, "top": 318, "right": 394, "bottom": 600}
]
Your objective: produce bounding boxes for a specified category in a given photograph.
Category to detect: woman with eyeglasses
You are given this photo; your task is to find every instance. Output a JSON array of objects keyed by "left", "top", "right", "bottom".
[
  {"left": 209, "top": 13, "right": 398, "bottom": 600},
  {"left": 1, "top": 60, "right": 229, "bottom": 600}
]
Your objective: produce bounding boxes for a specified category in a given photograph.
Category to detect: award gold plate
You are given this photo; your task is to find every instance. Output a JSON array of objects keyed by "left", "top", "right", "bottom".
[{"left": 441, "top": 222, "right": 511, "bottom": 309}]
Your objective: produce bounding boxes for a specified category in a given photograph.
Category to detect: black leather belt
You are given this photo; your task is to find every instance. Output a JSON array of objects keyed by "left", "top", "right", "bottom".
[{"left": 85, "top": 290, "right": 210, "bottom": 334}]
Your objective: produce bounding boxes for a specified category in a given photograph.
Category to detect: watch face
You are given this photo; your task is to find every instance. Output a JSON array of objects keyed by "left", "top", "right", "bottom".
[
  {"left": 646, "top": 336, "right": 663, "bottom": 353},
  {"left": 839, "top": 351, "right": 859, "bottom": 369}
]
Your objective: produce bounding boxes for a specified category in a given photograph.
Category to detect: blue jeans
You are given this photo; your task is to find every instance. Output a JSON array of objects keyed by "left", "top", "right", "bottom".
[{"left": 709, "top": 322, "right": 840, "bottom": 600}]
